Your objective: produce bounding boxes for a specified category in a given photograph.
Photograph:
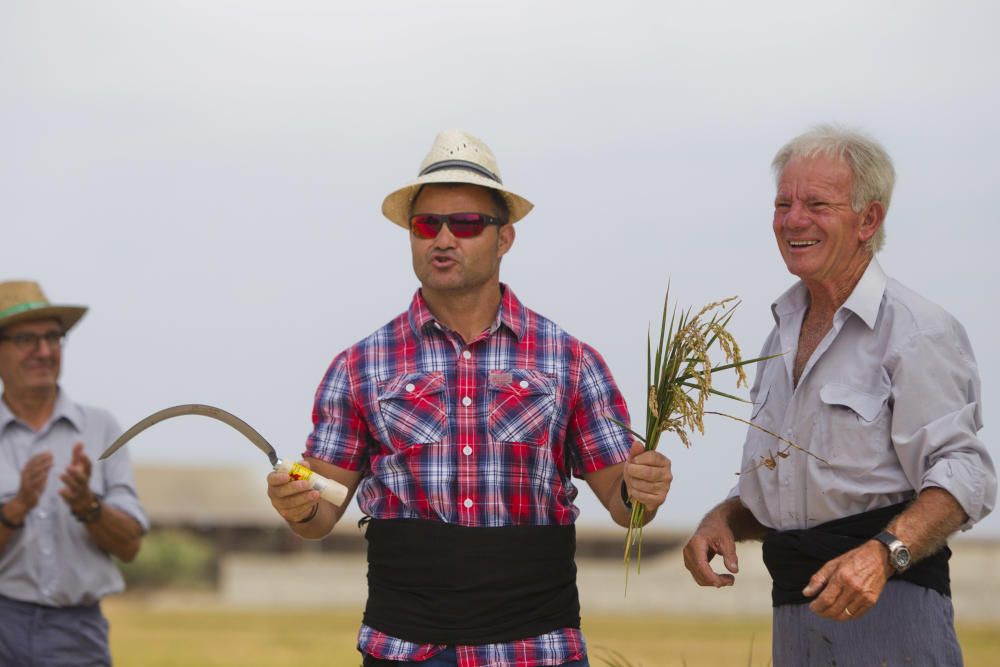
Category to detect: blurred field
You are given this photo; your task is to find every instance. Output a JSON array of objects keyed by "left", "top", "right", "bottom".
[{"left": 104, "top": 599, "right": 1000, "bottom": 666}]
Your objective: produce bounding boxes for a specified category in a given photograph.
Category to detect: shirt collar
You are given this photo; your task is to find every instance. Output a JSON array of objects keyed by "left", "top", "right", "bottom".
[
  {"left": 51, "top": 389, "right": 83, "bottom": 431},
  {"left": 0, "top": 388, "right": 82, "bottom": 432},
  {"left": 496, "top": 285, "right": 527, "bottom": 339},
  {"left": 771, "top": 281, "right": 809, "bottom": 324},
  {"left": 407, "top": 289, "right": 436, "bottom": 334},
  {"left": 771, "top": 258, "right": 887, "bottom": 331},
  {"left": 838, "top": 258, "right": 887, "bottom": 330},
  {"left": 407, "top": 283, "right": 526, "bottom": 341}
]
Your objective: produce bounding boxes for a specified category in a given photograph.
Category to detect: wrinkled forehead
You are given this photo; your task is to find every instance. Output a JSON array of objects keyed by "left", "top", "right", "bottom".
[{"left": 777, "top": 154, "right": 855, "bottom": 195}]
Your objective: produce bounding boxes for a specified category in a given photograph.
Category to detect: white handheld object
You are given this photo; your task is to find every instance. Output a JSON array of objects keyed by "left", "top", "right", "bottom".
[{"left": 275, "top": 459, "right": 348, "bottom": 506}]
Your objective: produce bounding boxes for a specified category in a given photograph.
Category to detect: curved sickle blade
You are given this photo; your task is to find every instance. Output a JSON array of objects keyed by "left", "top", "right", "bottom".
[{"left": 100, "top": 403, "right": 279, "bottom": 467}]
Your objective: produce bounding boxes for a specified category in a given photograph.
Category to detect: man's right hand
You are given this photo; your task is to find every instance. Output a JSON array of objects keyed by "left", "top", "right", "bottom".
[
  {"left": 266, "top": 461, "right": 322, "bottom": 524},
  {"left": 683, "top": 496, "right": 766, "bottom": 588},
  {"left": 6, "top": 452, "right": 54, "bottom": 523},
  {"left": 683, "top": 513, "right": 740, "bottom": 587}
]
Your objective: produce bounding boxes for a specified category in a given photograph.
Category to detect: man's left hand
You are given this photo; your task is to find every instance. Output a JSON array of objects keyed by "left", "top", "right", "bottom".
[
  {"left": 58, "top": 442, "right": 97, "bottom": 513},
  {"left": 802, "top": 540, "right": 892, "bottom": 621},
  {"left": 623, "top": 440, "right": 672, "bottom": 512}
]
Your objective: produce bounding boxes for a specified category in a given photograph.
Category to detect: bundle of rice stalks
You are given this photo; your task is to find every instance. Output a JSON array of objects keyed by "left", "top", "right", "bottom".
[{"left": 606, "top": 288, "right": 776, "bottom": 581}]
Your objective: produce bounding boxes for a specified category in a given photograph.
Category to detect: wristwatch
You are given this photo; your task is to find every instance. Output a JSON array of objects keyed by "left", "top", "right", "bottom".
[
  {"left": 874, "top": 530, "right": 912, "bottom": 573},
  {"left": 73, "top": 496, "right": 103, "bottom": 524},
  {"left": 620, "top": 481, "right": 633, "bottom": 511},
  {"left": 0, "top": 503, "right": 24, "bottom": 530}
]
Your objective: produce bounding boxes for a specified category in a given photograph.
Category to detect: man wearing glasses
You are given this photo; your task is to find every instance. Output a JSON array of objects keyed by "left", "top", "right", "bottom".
[
  {"left": 266, "top": 130, "right": 672, "bottom": 667},
  {"left": 0, "top": 280, "right": 147, "bottom": 666}
]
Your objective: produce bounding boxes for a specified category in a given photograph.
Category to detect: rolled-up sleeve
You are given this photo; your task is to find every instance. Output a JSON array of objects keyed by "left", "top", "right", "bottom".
[
  {"left": 889, "top": 325, "right": 996, "bottom": 529},
  {"left": 100, "top": 416, "right": 150, "bottom": 533}
]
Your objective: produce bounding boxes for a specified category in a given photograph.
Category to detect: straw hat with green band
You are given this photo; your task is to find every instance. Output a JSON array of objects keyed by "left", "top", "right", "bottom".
[
  {"left": 381, "top": 129, "right": 534, "bottom": 229},
  {"left": 0, "top": 281, "right": 87, "bottom": 332}
]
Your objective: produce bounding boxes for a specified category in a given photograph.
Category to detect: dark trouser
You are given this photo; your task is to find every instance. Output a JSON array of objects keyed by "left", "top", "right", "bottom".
[
  {"left": 0, "top": 595, "right": 111, "bottom": 667},
  {"left": 362, "top": 647, "right": 589, "bottom": 666}
]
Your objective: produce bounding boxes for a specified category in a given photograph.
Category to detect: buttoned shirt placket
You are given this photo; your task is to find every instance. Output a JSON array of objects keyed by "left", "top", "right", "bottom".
[{"left": 774, "top": 303, "right": 854, "bottom": 527}]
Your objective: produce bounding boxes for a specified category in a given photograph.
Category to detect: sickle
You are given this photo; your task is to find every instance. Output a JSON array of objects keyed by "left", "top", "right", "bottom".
[{"left": 100, "top": 403, "right": 348, "bottom": 506}]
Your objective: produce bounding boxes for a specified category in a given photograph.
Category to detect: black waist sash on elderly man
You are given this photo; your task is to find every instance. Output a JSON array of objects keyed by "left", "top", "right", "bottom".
[
  {"left": 361, "top": 518, "right": 580, "bottom": 645},
  {"left": 762, "top": 501, "right": 951, "bottom": 606}
]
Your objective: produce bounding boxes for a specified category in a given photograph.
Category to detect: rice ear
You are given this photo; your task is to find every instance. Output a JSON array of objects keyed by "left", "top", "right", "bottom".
[{"left": 611, "top": 286, "right": 809, "bottom": 589}]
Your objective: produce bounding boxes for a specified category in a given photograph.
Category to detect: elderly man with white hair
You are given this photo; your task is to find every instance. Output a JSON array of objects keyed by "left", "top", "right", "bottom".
[{"left": 683, "top": 126, "right": 996, "bottom": 666}]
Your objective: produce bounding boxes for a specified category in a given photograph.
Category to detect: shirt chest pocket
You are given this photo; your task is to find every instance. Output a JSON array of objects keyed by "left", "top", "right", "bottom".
[
  {"left": 487, "top": 369, "right": 556, "bottom": 445},
  {"left": 818, "top": 382, "right": 891, "bottom": 466},
  {"left": 377, "top": 372, "right": 448, "bottom": 450}
]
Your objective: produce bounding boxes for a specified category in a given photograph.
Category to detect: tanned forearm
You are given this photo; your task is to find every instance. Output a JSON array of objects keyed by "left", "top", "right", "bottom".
[
  {"left": 712, "top": 497, "right": 769, "bottom": 542},
  {"left": 83, "top": 505, "right": 145, "bottom": 562},
  {"left": 586, "top": 443, "right": 672, "bottom": 529},
  {"left": 884, "top": 487, "right": 967, "bottom": 563},
  {"left": 0, "top": 502, "right": 27, "bottom": 550},
  {"left": 286, "top": 500, "right": 344, "bottom": 539},
  {"left": 0, "top": 525, "right": 17, "bottom": 550},
  {"left": 609, "top": 470, "right": 657, "bottom": 528},
  {"left": 1, "top": 501, "right": 144, "bottom": 561}
]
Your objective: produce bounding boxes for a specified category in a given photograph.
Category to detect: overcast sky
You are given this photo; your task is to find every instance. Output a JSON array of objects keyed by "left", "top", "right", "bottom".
[{"left": 3, "top": 1, "right": 998, "bottom": 536}]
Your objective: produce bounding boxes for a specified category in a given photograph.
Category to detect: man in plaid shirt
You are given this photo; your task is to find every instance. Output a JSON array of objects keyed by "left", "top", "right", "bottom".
[{"left": 267, "top": 130, "right": 672, "bottom": 667}]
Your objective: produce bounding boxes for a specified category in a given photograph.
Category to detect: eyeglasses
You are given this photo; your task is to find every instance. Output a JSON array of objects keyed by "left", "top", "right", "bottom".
[
  {"left": 0, "top": 331, "right": 66, "bottom": 352},
  {"left": 409, "top": 212, "right": 505, "bottom": 239}
]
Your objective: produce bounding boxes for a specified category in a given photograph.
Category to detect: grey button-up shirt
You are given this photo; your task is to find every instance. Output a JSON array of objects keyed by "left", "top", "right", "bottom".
[
  {"left": 0, "top": 390, "right": 148, "bottom": 606},
  {"left": 734, "top": 259, "right": 996, "bottom": 531}
]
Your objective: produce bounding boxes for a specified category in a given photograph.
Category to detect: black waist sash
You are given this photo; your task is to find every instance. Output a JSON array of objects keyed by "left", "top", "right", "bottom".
[
  {"left": 762, "top": 502, "right": 951, "bottom": 607},
  {"left": 362, "top": 518, "right": 580, "bottom": 646}
]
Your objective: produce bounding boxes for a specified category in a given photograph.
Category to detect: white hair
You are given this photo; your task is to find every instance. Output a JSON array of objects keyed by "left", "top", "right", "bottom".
[{"left": 772, "top": 125, "right": 895, "bottom": 253}]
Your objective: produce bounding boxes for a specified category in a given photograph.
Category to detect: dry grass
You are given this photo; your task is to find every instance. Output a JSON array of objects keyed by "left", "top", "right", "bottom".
[{"left": 102, "top": 600, "right": 1000, "bottom": 666}]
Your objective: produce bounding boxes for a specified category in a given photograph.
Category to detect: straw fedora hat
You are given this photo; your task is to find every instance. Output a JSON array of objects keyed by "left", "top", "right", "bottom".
[
  {"left": 381, "top": 129, "right": 534, "bottom": 229},
  {"left": 0, "top": 281, "right": 87, "bottom": 332}
]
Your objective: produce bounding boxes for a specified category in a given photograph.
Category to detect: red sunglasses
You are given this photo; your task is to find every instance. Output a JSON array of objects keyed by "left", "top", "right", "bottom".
[{"left": 409, "top": 212, "right": 505, "bottom": 239}]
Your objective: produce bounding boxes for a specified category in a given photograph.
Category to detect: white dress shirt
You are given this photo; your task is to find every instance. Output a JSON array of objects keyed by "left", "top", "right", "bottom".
[{"left": 734, "top": 259, "right": 996, "bottom": 531}]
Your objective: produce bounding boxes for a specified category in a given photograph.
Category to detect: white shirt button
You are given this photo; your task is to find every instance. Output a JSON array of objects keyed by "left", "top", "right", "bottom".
[
  {"left": 462, "top": 350, "right": 472, "bottom": 360},
  {"left": 42, "top": 547, "right": 51, "bottom": 556},
  {"left": 405, "top": 383, "right": 415, "bottom": 392},
  {"left": 463, "top": 498, "right": 474, "bottom": 509},
  {"left": 462, "top": 445, "right": 473, "bottom": 456},
  {"left": 519, "top": 380, "right": 529, "bottom": 389},
  {"left": 38, "top": 510, "right": 47, "bottom": 519},
  {"left": 462, "top": 396, "right": 472, "bottom": 407}
]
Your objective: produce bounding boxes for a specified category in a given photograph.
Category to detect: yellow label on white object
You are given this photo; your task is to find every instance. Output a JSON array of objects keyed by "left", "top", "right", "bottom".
[{"left": 287, "top": 462, "right": 313, "bottom": 481}]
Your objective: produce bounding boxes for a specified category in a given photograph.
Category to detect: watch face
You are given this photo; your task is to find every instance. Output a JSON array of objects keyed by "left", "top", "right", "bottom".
[{"left": 893, "top": 546, "right": 912, "bottom": 569}]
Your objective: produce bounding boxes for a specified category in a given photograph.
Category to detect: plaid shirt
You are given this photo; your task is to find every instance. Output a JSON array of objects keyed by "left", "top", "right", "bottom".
[{"left": 306, "top": 285, "right": 632, "bottom": 667}]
